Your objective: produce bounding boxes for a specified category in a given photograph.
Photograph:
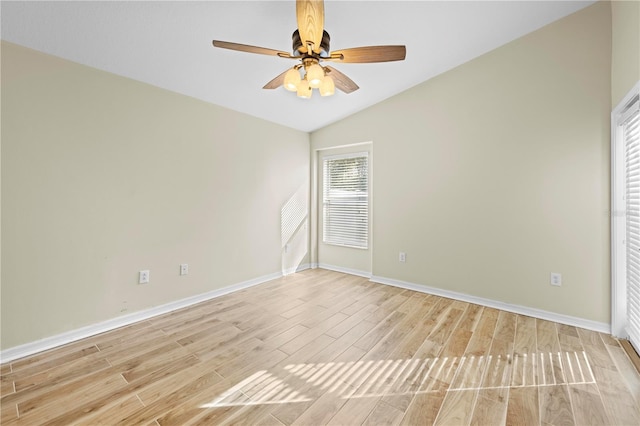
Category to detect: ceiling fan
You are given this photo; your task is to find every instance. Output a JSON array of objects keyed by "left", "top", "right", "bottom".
[{"left": 212, "top": 0, "right": 406, "bottom": 98}]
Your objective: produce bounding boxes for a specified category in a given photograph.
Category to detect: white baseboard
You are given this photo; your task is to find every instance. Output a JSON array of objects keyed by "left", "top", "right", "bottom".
[
  {"left": 370, "top": 275, "right": 611, "bottom": 334},
  {"left": 296, "top": 263, "right": 312, "bottom": 272},
  {"left": 2, "top": 268, "right": 611, "bottom": 363},
  {"left": 318, "top": 263, "right": 372, "bottom": 279},
  {"left": 0, "top": 271, "right": 284, "bottom": 363},
  {"left": 282, "top": 263, "right": 313, "bottom": 275}
]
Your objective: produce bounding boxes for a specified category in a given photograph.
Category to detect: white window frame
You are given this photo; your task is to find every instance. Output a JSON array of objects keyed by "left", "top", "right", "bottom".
[
  {"left": 322, "top": 152, "right": 369, "bottom": 249},
  {"left": 612, "top": 81, "right": 640, "bottom": 338}
]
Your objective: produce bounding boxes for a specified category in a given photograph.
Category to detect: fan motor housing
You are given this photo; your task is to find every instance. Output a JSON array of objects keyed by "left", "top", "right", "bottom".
[{"left": 292, "top": 30, "right": 330, "bottom": 57}]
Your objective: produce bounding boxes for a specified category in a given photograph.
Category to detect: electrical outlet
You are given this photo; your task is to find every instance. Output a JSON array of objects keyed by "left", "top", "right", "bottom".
[
  {"left": 139, "top": 270, "right": 150, "bottom": 284},
  {"left": 550, "top": 272, "right": 562, "bottom": 287},
  {"left": 399, "top": 252, "right": 406, "bottom": 262},
  {"left": 180, "top": 264, "right": 188, "bottom": 276}
]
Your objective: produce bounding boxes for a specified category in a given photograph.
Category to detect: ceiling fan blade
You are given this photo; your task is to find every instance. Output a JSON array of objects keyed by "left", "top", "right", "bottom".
[
  {"left": 329, "top": 45, "right": 406, "bottom": 63},
  {"left": 263, "top": 69, "right": 289, "bottom": 89},
  {"left": 296, "top": 0, "right": 324, "bottom": 54},
  {"left": 212, "top": 40, "right": 294, "bottom": 58},
  {"left": 324, "top": 66, "right": 359, "bottom": 94}
]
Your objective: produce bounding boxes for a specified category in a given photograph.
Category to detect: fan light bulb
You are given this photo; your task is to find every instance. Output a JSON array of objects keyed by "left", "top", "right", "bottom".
[
  {"left": 283, "top": 67, "right": 301, "bottom": 92},
  {"left": 297, "top": 79, "right": 312, "bottom": 99},
  {"left": 319, "top": 75, "right": 335, "bottom": 97},
  {"left": 306, "top": 63, "right": 324, "bottom": 88}
]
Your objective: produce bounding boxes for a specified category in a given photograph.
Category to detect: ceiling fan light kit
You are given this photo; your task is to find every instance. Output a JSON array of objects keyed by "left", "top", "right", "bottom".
[
  {"left": 286, "top": 59, "right": 335, "bottom": 98},
  {"left": 212, "top": 0, "right": 406, "bottom": 99},
  {"left": 297, "top": 78, "right": 312, "bottom": 99},
  {"left": 319, "top": 74, "right": 335, "bottom": 97},
  {"left": 284, "top": 67, "right": 302, "bottom": 91},
  {"left": 306, "top": 63, "right": 324, "bottom": 88}
]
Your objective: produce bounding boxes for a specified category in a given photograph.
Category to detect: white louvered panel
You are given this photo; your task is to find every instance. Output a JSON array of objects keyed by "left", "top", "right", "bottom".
[
  {"left": 625, "top": 105, "right": 640, "bottom": 349},
  {"left": 323, "top": 153, "right": 369, "bottom": 249}
]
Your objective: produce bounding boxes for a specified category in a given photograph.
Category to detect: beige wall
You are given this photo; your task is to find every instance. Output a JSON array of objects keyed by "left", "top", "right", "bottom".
[
  {"left": 0, "top": 1, "right": 625, "bottom": 351},
  {"left": 611, "top": 0, "right": 640, "bottom": 107},
  {"left": 311, "top": 2, "right": 612, "bottom": 323},
  {"left": 1, "top": 42, "right": 309, "bottom": 350}
]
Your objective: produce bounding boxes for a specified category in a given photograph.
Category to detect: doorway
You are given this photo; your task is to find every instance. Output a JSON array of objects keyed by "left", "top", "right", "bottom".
[
  {"left": 612, "top": 82, "right": 640, "bottom": 352},
  {"left": 312, "top": 143, "right": 372, "bottom": 277}
]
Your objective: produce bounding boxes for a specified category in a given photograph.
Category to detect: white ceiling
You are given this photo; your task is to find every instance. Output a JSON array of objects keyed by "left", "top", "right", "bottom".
[{"left": 1, "top": 0, "right": 595, "bottom": 132}]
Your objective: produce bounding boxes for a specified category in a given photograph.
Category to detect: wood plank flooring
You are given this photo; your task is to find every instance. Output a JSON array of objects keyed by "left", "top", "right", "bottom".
[{"left": 1, "top": 269, "right": 640, "bottom": 425}]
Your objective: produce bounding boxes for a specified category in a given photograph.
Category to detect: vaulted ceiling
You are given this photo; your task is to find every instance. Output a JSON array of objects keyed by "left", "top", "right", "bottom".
[{"left": 1, "top": 1, "right": 596, "bottom": 132}]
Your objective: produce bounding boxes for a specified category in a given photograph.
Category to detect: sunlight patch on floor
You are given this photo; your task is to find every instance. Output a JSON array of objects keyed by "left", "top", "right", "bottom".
[{"left": 200, "top": 350, "right": 595, "bottom": 408}]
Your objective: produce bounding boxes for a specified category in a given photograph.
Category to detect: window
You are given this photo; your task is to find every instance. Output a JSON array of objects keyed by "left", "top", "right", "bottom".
[
  {"left": 623, "top": 94, "right": 640, "bottom": 350},
  {"left": 612, "top": 81, "right": 640, "bottom": 351},
  {"left": 322, "top": 153, "right": 369, "bottom": 248}
]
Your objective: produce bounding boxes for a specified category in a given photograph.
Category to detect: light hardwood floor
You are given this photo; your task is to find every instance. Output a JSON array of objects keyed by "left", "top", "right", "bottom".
[{"left": 1, "top": 269, "right": 640, "bottom": 425}]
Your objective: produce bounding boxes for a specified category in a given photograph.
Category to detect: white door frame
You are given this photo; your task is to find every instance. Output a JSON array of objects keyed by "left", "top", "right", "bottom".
[
  {"left": 310, "top": 141, "right": 373, "bottom": 275},
  {"left": 611, "top": 81, "right": 640, "bottom": 338}
]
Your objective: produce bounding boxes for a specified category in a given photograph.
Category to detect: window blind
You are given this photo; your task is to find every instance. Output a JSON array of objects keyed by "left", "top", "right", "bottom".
[
  {"left": 322, "top": 153, "right": 368, "bottom": 248},
  {"left": 624, "top": 96, "right": 640, "bottom": 350}
]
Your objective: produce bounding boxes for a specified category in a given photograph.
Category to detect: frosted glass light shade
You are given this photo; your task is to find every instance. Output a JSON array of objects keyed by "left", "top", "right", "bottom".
[
  {"left": 297, "top": 79, "right": 311, "bottom": 98},
  {"left": 306, "top": 63, "right": 324, "bottom": 88},
  {"left": 319, "top": 75, "right": 335, "bottom": 96},
  {"left": 283, "top": 68, "right": 301, "bottom": 91}
]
